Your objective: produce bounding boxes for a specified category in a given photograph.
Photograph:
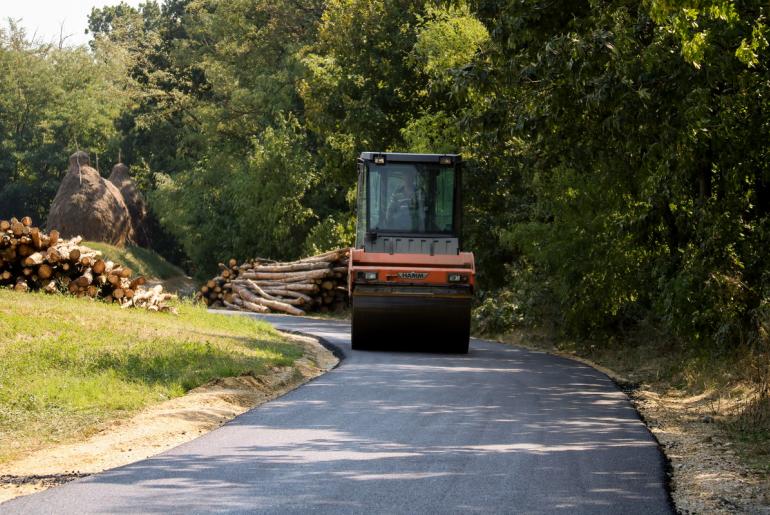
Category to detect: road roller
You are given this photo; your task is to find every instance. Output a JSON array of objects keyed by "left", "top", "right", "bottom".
[{"left": 349, "top": 152, "right": 475, "bottom": 353}]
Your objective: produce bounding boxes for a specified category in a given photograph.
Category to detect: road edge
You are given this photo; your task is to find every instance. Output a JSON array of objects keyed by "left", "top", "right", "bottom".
[
  {"left": 0, "top": 332, "right": 339, "bottom": 505},
  {"left": 478, "top": 337, "right": 677, "bottom": 513}
]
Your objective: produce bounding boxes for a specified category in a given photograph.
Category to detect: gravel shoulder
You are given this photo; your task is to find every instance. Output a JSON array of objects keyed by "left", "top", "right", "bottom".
[
  {"left": 632, "top": 384, "right": 769, "bottom": 513},
  {"left": 0, "top": 333, "right": 338, "bottom": 504}
]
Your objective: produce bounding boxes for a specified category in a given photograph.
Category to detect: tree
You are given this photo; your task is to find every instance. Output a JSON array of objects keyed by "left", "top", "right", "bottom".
[
  {"left": 459, "top": 0, "right": 770, "bottom": 347},
  {"left": 0, "top": 22, "right": 131, "bottom": 221}
]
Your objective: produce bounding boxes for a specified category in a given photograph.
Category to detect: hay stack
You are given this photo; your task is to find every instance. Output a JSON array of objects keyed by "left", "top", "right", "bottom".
[
  {"left": 46, "top": 152, "right": 134, "bottom": 246},
  {"left": 108, "top": 163, "right": 149, "bottom": 247}
]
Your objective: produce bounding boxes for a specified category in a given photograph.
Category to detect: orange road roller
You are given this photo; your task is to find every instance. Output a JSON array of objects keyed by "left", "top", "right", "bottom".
[{"left": 349, "top": 152, "right": 475, "bottom": 353}]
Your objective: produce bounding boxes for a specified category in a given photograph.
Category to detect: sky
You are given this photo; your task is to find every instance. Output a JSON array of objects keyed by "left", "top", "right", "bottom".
[{"left": 2, "top": 0, "right": 144, "bottom": 47}]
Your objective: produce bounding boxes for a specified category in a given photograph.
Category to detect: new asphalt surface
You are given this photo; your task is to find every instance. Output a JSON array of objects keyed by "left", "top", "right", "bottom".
[{"left": 1, "top": 314, "right": 672, "bottom": 514}]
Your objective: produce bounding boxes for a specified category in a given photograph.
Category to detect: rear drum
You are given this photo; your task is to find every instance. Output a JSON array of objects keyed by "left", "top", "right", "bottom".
[{"left": 351, "top": 292, "right": 471, "bottom": 353}]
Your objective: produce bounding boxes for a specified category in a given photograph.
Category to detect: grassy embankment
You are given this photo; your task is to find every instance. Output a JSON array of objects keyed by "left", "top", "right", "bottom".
[
  {"left": 0, "top": 290, "right": 302, "bottom": 464},
  {"left": 83, "top": 241, "right": 184, "bottom": 280}
]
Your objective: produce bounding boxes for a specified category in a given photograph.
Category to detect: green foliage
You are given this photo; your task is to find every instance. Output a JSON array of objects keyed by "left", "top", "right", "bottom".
[
  {"left": 473, "top": 289, "right": 524, "bottom": 336},
  {"left": 401, "top": 111, "right": 461, "bottom": 154},
  {"left": 303, "top": 215, "right": 356, "bottom": 255},
  {"left": 462, "top": 0, "right": 770, "bottom": 350},
  {"left": 300, "top": 0, "right": 425, "bottom": 161},
  {"left": 647, "top": 0, "right": 767, "bottom": 68},
  {"left": 412, "top": 4, "right": 489, "bottom": 82},
  {"left": 151, "top": 115, "right": 320, "bottom": 274},
  {"left": 227, "top": 116, "right": 320, "bottom": 260}
]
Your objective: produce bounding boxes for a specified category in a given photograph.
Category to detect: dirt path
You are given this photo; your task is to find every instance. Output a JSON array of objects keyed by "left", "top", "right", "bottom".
[
  {"left": 0, "top": 334, "right": 337, "bottom": 503},
  {"left": 634, "top": 386, "right": 770, "bottom": 513}
]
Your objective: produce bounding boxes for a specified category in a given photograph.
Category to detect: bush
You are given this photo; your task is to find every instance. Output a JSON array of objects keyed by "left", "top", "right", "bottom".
[{"left": 473, "top": 289, "right": 524, "bottom": 336}]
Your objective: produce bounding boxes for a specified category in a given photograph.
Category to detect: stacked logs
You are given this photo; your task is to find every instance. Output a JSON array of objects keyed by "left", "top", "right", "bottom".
[
  {"left": 0, "top": 216, "right": 176, "bottom": 312},
  {"left": 200, "top": 249, "right": 350, "bottom": 316}
]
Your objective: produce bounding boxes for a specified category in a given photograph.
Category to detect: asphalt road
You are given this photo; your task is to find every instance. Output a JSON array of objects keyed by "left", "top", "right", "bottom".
[{"left": 1, "top": 314, "right": 672, "bottom": 514}]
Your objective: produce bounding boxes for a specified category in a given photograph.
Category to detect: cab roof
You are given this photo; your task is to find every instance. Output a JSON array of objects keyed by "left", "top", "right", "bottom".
[{"left": 358, "top": 152, "right": 461, "bottom": 164}]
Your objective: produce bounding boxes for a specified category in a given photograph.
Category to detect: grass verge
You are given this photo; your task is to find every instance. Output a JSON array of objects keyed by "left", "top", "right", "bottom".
[
  {"left": 83, "top": 241, "right": 185, "bottom": 280},
  {"left": 0, "top": 290, "right": 302, "bottom": 464}
]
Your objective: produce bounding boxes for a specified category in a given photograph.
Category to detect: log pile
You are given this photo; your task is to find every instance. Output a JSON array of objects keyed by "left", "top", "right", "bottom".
[
  {"left": 1, "top": 216, "right": 176, "bottom": 313},
  {"left": 200, "top": 249, "right": 350, "bottom": 316}
]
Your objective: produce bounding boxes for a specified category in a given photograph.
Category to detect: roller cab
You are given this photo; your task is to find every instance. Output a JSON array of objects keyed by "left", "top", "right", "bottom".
[{"left": 349, "top": 153, "right": 475, "bottom": 353}]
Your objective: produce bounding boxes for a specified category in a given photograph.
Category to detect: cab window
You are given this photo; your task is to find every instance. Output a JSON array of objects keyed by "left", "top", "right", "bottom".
[{"left": 367, "top": 163, "right": 454, "bottom": 234}]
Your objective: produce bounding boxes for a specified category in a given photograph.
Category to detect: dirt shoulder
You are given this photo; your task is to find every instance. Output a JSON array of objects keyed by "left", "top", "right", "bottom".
[
  {"left": 496, "top": 331, "right": 770, "bottom": 514},
  {"left": 634, "top": 385, "right": 769, "bottom": 513},
  {"left": 0, "top": 333, "right": 337, "bottom": 504}
]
